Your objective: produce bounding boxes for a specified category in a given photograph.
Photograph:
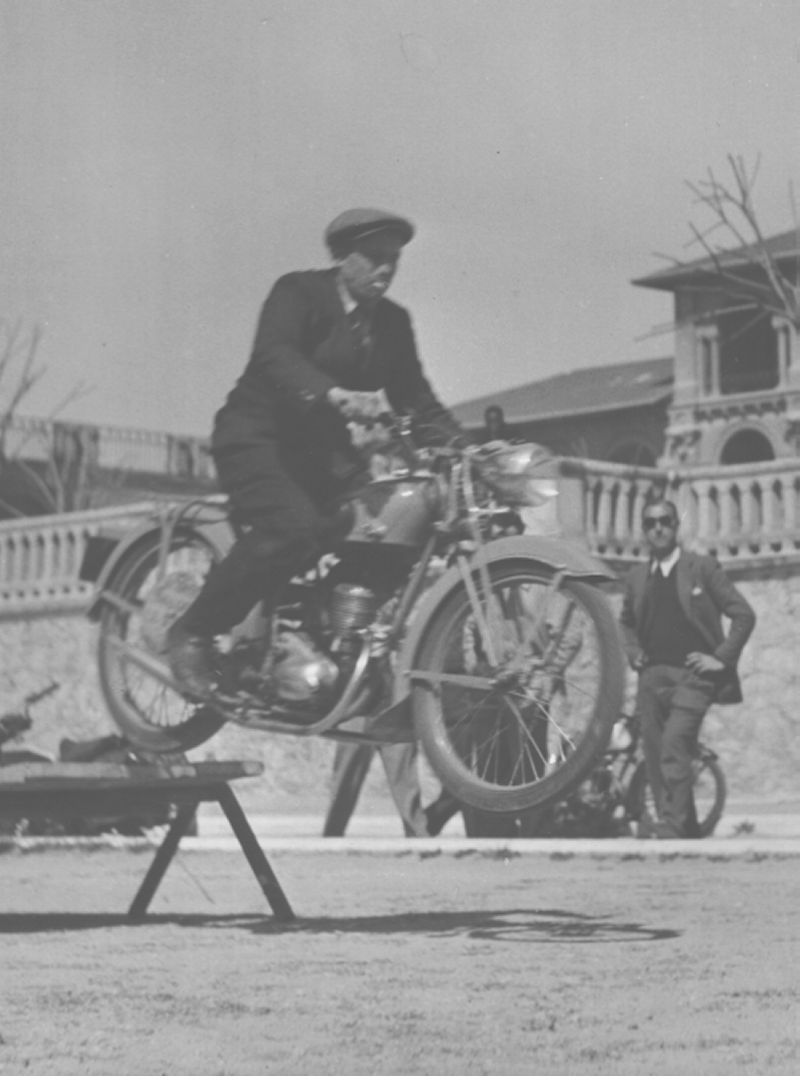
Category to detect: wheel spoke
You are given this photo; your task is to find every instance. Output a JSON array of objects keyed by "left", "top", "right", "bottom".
[
  {"left": 105, "top": 633, "right": 181, "bottom": 692},
  {"left": 409, "top": 670, "right": 495, "bottom": 691}
]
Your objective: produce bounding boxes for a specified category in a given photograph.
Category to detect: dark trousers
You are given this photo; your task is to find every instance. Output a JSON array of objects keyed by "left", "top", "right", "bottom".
[
  {"left": 180, "top": 440, "right": 346, "bottom": 637},
  {"left": 636, "top": 665, "right": 717, "bottom": 837}
]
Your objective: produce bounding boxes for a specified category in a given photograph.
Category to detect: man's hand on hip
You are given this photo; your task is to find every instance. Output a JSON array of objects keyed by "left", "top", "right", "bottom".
[{"left": 686, "top": 651, "right": 725, "bottom": 674}]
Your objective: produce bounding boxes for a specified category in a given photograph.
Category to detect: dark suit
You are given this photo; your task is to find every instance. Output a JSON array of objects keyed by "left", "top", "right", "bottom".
[
  {"left": 181, "top": 267, "right": 460, "bottom": 837},
  {"left": 620, "top": 550, "right": 755, "bottom": 836},
  {"left": 183, "top": 267, "right": 460, "bottom": 636}
]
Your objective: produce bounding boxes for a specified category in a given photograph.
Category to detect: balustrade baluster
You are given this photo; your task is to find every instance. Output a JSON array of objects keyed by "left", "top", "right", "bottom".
[
  {"left": 595, "top": 478, "right": 613, "bottom": 543},
  {"left": 760, "top": 476, "right": 778, "bottom": 546},
  {"left": 631, "top": 480, "right": 648, "bottom": 546},
  {"left": 695, "top": 480, "right": 712, "bottom": 550},
  {"left": 38, "top": 526, "right": 56, "bottom": 590},
  {"left": 615, "top": 479, "right": 632, "bottom": 546},
  {"left": 584, "top": 477, "right": 599, "bottom": 543},
  {"left": 781, "top": 475, "right": 799, "bottom": 538},
  {"left": 718, "top": 479, "right": 737, "bottom": 553},
  {"left": 740, "top": 480, "right": 758, "bottom": 542}
]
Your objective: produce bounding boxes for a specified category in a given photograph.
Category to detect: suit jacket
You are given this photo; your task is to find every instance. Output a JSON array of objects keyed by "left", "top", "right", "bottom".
[
  {"left": 213, "top": 268, "right": 461, "bottom": 454},
  {"left": 620, "top": 549, "right": 756, "bottom": 705}
]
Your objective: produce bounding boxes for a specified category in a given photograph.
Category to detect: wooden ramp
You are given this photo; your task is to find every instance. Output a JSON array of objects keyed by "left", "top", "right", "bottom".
[{"left": 0, "top": 760, "right": 295, "bottom": 922}]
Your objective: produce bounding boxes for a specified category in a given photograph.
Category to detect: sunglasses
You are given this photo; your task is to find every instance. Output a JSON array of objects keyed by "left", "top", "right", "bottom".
[{"left": 642, "top": 514, "right": 676, "bottom": 531}]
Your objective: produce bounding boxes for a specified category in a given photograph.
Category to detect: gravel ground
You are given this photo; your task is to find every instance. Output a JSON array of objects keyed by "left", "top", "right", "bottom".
[{"left": 0, "top": 845, "right": 798, "bottom": 1075}]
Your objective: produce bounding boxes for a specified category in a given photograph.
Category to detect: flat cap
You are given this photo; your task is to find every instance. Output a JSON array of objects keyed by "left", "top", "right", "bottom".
[{"left": 324, "top": 208, "right": 415, "bottom": 255}]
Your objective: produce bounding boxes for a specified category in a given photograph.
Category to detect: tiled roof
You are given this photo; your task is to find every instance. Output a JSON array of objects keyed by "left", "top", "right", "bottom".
[
  {"left": 451, "top": 356, "right": 674, "bottom": 428},
  {"left": 633, "top": 228, "right": 800, "bottom": 291}
]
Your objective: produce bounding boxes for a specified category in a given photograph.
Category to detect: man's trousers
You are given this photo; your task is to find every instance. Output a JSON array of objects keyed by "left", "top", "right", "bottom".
[{"left": 636, "top": 664, "right": 718, "bottom": 837}]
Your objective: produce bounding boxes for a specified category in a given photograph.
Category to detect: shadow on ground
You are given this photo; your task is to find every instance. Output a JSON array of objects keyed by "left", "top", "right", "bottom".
[{"left": 0, "top": 908, "right": 680, "bottom": 943}]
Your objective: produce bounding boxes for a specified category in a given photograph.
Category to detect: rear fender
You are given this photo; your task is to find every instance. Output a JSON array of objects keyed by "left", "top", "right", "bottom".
[
  {"left": 85, "top": 509, "right": 234, "bottom": 621},
  {"left": 393, "top": 534, "right": 617, "bottom": 704}
]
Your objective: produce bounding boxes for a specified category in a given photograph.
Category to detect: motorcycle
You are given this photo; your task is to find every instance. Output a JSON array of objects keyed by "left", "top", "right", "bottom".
[{"left": 83, "top": 416, "right": 626, "bottom": 815}]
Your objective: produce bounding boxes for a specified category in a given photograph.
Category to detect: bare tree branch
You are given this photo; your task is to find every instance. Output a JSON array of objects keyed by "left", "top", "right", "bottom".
[
  {"left": 679, "top": 157, "right": 798, "bottom": 323},
  {"left": 0, "top": 319, "right": 112, "bottom": 515}
]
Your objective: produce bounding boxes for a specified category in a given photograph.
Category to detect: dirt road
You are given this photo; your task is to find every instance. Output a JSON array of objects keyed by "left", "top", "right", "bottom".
[{"left": 0, "top": 846, "right": 797, "bottom": 1075}]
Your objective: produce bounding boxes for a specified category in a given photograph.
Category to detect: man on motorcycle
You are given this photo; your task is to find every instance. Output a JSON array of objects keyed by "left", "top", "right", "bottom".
[{"left": 166, "top": 208, "right": 464, "bottom": 699}]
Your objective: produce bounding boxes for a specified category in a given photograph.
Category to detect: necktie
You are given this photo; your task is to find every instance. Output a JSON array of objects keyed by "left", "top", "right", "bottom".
[{"left": 348, "top": 306, "right": 373, "bottom": 376}]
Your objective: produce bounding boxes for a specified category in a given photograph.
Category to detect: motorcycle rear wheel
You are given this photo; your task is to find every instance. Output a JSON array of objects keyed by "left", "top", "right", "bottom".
[
  {"left": 97, "top": 529, "right": 226, "bottom": 753},
  {"left": 411, "top": 559, "right": 625, "bottom": 814}
]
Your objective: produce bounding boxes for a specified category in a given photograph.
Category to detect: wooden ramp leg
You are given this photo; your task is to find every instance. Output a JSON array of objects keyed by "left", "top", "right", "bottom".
[
  {"left": 216, "top": 784, "right": 296, "bottom": 922},
  {"left": 128, "top": 803, "right": 198, "bottom": 921}
]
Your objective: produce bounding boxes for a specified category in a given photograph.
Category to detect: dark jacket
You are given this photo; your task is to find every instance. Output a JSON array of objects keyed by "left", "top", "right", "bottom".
[
  {"left": 213, "top": 268, "right": 461, "bottom": 454},
  {"left": 620, "top": 550, "right": 756, "bottom": 705}
]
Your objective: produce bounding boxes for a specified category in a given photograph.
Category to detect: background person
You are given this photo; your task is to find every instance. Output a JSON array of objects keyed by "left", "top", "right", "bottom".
[
  {"left": 620, "top": 499, "right": 755, "bottom": 838},
  {"left": 479, "top": 404, "right": 512, "bottom": 444}
]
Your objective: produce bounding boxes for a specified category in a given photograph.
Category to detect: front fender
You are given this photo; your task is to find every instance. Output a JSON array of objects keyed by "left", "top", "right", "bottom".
[
  {"left": 85, "top": 507, "right": 235, "bottom": 621},
  {"left": 469, "top": 535, "right": 617, "bottom": 583},
  {"left": 392, "top": 535, "right": 617, "bottom": 704}
]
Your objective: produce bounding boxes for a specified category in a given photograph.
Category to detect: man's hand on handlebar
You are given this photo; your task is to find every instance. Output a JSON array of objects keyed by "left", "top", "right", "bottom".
[{"left": 327, "top": 387, "right": 388, "bottom": 423}]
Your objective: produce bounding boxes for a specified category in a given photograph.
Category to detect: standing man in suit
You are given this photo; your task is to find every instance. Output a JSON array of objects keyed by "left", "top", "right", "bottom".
[{"left": 620, "top": 500, "right": 755, "bottom": 838}]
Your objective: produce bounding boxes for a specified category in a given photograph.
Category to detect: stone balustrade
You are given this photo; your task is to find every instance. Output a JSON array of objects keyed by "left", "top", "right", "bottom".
[
  {"left": 0, "top": 502, "right": 157, "bottom": 617},
  {"left": 557, "top": 456, "right": 800, "bottom": 571},
  {"left": 2, "top": 457, "right": 800, "bottom": 616}
]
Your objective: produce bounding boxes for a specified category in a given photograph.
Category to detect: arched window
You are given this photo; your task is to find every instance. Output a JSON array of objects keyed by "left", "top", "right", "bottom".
[{"left": 719, "top": 429, "right": 775, "bottom": 465}]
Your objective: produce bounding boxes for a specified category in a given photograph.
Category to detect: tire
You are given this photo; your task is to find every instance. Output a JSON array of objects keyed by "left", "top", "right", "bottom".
[
  {"left": 629, "top": 753, "right": 727, "bottom": 837},
  {"left": 97, "top": 529, "right": 225, "bottom": 753},
  {"left": 411, "top": 559, "right": 626, "bottom": 814}
]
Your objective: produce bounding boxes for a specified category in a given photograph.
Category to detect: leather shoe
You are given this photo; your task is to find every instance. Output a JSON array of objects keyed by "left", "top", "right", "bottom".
[
  {"left": 165, "top": 623, "right": 217, "bottom": 700},
  {"left": 424, "top": 791, "right": 462, "bottom": 836}
]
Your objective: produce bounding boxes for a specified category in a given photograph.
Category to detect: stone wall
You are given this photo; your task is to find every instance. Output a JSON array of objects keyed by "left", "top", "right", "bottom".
[
  {"left": 0, "top": 572, "right": 798, "bottom": 815},
  {"left": 708, "top": 575, "right": 800, "bottom": 798},
  {"left": 0, "top": 614, "right": 345, "bottom": 816},
  {"left": 609, "top": 573, "right": 800, "bottom": 800}
]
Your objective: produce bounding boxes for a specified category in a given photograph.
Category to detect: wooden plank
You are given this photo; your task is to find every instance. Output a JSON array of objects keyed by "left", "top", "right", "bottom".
[{"left": 0, "top": 759, "right": 263, "bottom": 786}]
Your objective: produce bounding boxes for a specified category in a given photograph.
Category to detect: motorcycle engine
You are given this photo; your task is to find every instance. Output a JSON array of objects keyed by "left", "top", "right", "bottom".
[
  {"left": 270, "top": 631, "right": 340, "bottom": 703},
  {"left": 270, "top": 582, "right": 379, "bottom": 704}
]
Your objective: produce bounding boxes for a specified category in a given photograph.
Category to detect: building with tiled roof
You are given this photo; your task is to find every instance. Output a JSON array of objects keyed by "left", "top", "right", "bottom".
[
  {"left": 455, "top": 227, "right": 799, "bottom": 468},
  {"left": 452, "top": 357, "right": 674, "bottom": 466}
]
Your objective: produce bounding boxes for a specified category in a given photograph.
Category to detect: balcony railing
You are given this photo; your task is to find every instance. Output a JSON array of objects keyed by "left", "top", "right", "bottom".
[{"left": 1, "top": 456, "right": 800, "bottom": 615}]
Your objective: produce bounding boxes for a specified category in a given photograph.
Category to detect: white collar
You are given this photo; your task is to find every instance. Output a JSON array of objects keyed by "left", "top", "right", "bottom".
[{"left": 650, "top": 546, "right": 681, "bottom": 577}]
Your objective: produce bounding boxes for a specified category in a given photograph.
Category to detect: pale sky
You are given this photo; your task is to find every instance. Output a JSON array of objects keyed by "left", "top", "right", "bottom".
[{"left": 1, "top": 0, "right": 798, "bottom": 435}]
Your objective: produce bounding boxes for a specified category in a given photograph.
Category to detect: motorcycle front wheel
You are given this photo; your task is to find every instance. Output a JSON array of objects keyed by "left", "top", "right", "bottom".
[
  {"left": 96, "top": 529, "right": 226, "bottom": 753},
  {"left": 411, "top": 559, "right": 626, "bottom": 814}
]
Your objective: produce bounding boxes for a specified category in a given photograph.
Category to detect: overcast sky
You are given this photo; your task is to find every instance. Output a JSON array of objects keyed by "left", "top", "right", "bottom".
[{"left": 1, "top": 0, "right": 798, "bottom": 435}]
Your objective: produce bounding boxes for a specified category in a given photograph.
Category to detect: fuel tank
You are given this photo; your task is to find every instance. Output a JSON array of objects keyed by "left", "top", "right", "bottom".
[{"left": 342, "top": 474, "right": 440, "bottom": 548}]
